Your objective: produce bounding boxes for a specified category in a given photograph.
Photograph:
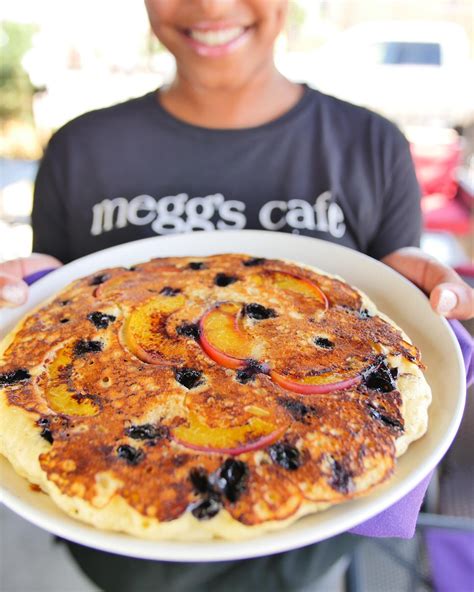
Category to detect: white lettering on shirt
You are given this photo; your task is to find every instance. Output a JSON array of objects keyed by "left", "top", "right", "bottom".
[
  {"left": 127, "top": 194, "right": 156, "bottom": 226},
  {"left": 217, "top": 200, "right": 246, "bottom": 229},
  {"left": 90, "top": 197, "right": 129, "bottom": 236},
  {"left": 313, "top": 191, "right": 331, "bottom": 232},
  {"left": 258, "top": 200, "right": 287, "bottom": 230},
  {"left": 152, "top": 193, "right": 188, "bottom": 234},
  {"left": 184, "top": 195, "right": 217, "bottom": 231},
  {"left": 89, "top": 191, "right": 346, "bottom": 239},
  {"left": 286, "top": 199, "right": 316, "bottom": 230},
  {"left": 328, "top": 202, "right": 346, "bottom": 238}
]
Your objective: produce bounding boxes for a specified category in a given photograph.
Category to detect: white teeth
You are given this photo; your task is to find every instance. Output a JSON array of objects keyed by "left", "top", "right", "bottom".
[{"left": 189, "top": 27, "right": 245, "bottom": 46}]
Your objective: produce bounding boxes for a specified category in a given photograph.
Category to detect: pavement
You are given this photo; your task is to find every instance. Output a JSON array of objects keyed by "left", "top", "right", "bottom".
[{"left": 0, "top": 505, "right": 99, "bottom": 592}]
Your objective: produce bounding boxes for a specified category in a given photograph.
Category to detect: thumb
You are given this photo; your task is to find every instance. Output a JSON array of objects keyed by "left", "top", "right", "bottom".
[
  {"left": 430, "top": 282, "right": 474, "bottom": 320},
  {"left": 0, "top": 254, "right": 62, "bottom": 279},
  {"left": 0, "top": 274, "right": 29, "bottom": 307}
]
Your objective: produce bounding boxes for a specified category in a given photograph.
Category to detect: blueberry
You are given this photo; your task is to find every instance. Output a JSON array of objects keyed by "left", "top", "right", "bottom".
[
  {"left": 235, "top": 368, "right": 256, "bottom": 384},
  {"left": 268, "top": 443, "right": 301, "bottom": 471},
  {"left": 188, "top": 261, "right": 205, "bottom": 270},
  {"left": 276, "top": 397, "right": 318, "bottom": 423},
  {"left": 73, "top": 340, "right": 103, "bottom": 357},
  {"left": 40, "top": 428, "right": 54, "bottom": 444},
  {"left": 175, "top": 368, "right": 203, "bottom": 390},
  {"left": 314, "top": 337, "right": 334, "bottom": 349},
  {"left": 176, "top": 323, "right": 200, "bottom": 340},
  {"left": 190, "top": 496, "right": 222, "bottom": 520},
  {"left": 367, "top": 404, "right": 404, "bottom": 432},
  {"left": 242, "top": 303, "right": 277, "bottom": 320},
  {"left": 215, "top": 458, "right": 248, "bottom": 503},
  {"left": 242, "top": 257, "right": 266, "bottom": 267},
  {"left": 359, "top": 308, "right": 372, "bottom": 319},
  {"left": 160, "top": 286, "right": 181, "bottom": 296},
  {"left": 235, "top": 359, "right": 267, "bottom": 384},
  {"left": 189, "top": 468, "right": 213, "bottom": 495},
  {"left": 87, "top": 311, "right": 116, "bottom": 329},
  {"left": 90, "top": 274, "right": 109, "bottom": 286},
  {"left": 59, "top": 318, "right": 70, "bottom": 324},
  {"left": 214, "top": 273, "right": 238, "bottom": 287},
  {"left": 362, "top": 357, "right": 396, "bottom": 393},
  {"left": 0, "top": 369, "right": 31, "bottom": 386},
  {"left": 329, "top": 458, "right": 353, "bottom": 494},
  {"left": 117, "top": 444, "right": 144, "bottom": 465},
  {"left": 125, "top": 424, "right": 169, "bottom": 440},
  {"left": 37, "top": 417, "right": 54, "bottom": 443}
]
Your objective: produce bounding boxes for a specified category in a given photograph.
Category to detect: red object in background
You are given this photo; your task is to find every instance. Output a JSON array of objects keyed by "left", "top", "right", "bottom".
[
  {"left": 421, "top": 192, "right": 472, "bottom": 235},
  {"left": 411, "top": 137, "right": 461, "bottom": 199},
  {"left": 410, "top": 131, "right": 471, "bottom": 235}
]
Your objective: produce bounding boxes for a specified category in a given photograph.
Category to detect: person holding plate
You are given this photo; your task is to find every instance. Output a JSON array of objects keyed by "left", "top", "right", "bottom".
[{"left": 0, "top": 1, "right": 472, "bottom": 591}]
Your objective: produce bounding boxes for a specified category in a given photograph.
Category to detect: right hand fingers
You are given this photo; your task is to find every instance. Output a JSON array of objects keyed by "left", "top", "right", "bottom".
[{"left": 0, "top": 254, "right": 62, "bottom": 308}]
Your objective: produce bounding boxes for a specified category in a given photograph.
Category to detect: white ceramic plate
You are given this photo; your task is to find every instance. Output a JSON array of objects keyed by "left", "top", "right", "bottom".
[{"left": 0, "top": 230, "right": 466, "bottom": 561}]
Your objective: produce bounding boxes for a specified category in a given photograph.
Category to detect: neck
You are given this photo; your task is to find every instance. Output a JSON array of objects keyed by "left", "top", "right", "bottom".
[{"left": 158, "top": 61, "right": 303, "bottom": 129}]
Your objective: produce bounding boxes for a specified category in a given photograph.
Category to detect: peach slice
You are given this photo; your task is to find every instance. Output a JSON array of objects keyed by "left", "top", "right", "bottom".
[
  {"left": 46, "top": 344, "right": 99, "bottom": 416},
  {"left": 199, "top": 303, "right": 255, "bottom": 369},
  {"left": 270, "top": 370, "right": 361, "bottom": 395},
  {"left": 124, "top": 294, "right": 186, "bottom": 364},
  {"left": 173, "top": 411, "right": 287, "bottom": 455},
  {"left": 252, "top": 270, "right": 328, "bottom": 309}
]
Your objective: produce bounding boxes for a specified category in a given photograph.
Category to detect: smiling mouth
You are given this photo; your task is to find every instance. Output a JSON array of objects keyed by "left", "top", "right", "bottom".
[{"left": 183, "top": 26, "right": 251, "bottom": 47}]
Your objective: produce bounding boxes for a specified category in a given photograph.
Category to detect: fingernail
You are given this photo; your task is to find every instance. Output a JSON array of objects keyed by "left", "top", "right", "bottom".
[
  {"left": 437, "top": 289, "right": 457, "bottom": 315},
  {"left": 1, "top": 284, "right": 26, "bottom": 305}
]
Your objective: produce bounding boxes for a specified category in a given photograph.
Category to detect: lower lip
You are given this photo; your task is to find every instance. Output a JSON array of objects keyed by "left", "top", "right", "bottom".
[{"left": 182, "top": 27, "right": 252, "bottom": 58}]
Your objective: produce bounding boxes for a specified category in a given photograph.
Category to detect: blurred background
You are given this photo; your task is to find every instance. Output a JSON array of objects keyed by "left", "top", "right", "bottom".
[{"left": 0, "top": 0, "right": 473, "bottom": 266}]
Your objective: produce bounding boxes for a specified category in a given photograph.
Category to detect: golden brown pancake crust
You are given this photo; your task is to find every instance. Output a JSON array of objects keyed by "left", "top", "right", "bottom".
[{"left": 0, "top": 254, "right": 423, "bottom": 527}]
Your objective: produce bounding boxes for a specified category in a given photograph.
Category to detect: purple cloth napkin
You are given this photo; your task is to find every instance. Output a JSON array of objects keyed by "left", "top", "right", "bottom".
[
  {"left": 25, "top": 268, "right": 57, "bottom": 286},
  {"left": 25, "top": 270, "right": 474, "bottom": 539},
  {"left": 350, "top": 473, "right": 433, "bottom": 538},
  {"left": 423, "top": 323, "right": 474, "bottom": 591},
  {"left": 450, "top": 319, "right": 474, "bottom": 388},
  {"left": 425, "top": 529, "right": 474, "bottom": 592}
]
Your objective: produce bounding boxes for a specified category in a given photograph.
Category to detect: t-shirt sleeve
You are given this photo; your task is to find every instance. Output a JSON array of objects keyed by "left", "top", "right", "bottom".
[
  {"left": 367, "top": 130, "right": 422, "bottom": 260},
  {"left": 31, "top": 135, "right": 70, "bottom": 262}
]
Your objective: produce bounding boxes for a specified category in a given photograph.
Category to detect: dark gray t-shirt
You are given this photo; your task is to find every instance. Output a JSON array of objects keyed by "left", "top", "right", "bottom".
[{"left": 32, "top": 85, "right": 421, "bottom": 263}]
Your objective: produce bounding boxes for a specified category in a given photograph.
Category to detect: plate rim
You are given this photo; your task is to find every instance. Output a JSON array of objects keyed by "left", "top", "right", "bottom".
[{"left": 0, "top": 230, "right": 467, "bottom": 561}]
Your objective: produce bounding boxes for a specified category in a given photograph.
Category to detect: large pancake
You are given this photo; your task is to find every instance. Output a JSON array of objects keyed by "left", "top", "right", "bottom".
[{"left": 0, "top": 254, "right": 431, "bottom": 540}]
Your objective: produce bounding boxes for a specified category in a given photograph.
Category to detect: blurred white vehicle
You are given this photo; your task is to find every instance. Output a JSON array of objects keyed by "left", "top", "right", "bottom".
[{"left": 279, "top": 21, "right": 474, "bottom": 129}]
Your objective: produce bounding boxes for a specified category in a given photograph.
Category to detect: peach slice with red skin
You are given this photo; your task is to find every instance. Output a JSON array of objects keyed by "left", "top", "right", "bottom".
[
  {"left": 199, "top": 302, "right": 256, "bottom": 369},
  {"left": 124, "top": 294, "right": 186, "bottom": 364},
  {"left": 270, "top": 370, "right": 361, "bottom": 395},
  {"left": 172, "top": 411, "right": 287, "bottom": 455},
  {"left": 252, "top": 270, "right": 329, "bottom": 310},
  {"left": 199, "top": 298, "right": 362, "bottom": 394}
]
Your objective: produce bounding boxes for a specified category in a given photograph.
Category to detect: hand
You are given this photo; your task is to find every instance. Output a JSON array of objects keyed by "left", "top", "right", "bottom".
[
  {"left": 0, "top": 254, "right": 62, "bottom": 308},
  {"left": 382, "top": 247, "right": 474, "bottom": 320}
]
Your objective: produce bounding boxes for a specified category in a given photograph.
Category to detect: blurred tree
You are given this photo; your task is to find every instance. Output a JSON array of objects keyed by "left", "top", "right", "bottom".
[
  {"left": 0, "top": 21, "right": 36, "bottom": 122},
  {"left": 286, "top": 0, "right": 307, "bottom": 49}
]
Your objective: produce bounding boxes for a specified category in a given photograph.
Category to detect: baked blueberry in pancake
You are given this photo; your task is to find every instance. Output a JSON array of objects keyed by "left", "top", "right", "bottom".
[{"left": 0, "top": 254, "right": 431, "bottom": 540}]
